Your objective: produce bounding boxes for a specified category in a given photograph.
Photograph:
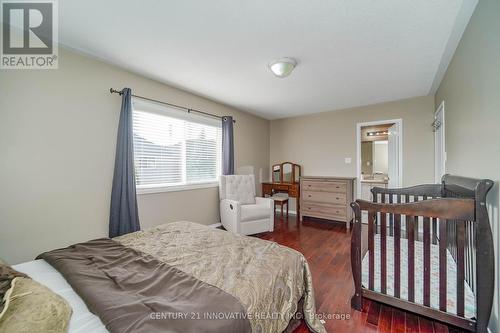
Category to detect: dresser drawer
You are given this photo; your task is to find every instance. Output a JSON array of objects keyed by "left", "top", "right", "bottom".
[
  {"left": 302, "top": 202, "right": 347, "bottom": 220},
  {"left": 301, "top": 180, "right": 347, "bottom": 193},
  {"left": 302, "top": 191, "right": 346, "bottom": 204}
]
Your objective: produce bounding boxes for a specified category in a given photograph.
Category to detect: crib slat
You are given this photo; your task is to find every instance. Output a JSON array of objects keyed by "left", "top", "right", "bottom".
[
  {"left": 368, "top": 210, "right": 375, "bottom": 291},
  {"left": 432, "top": 217, "right": 438, "bottom": 245},
  {"left": 423, "top": 215, "right": 431, "bottom": 307},
  {"left": 407, "top": 215, "right": 415, "bottom": 302},
  {"left": 394, "top": 212, "right": 401, "bottom": 298},
  {"left": 413, "top": 196, "right": 419, "bottom": 240},
  {"left": 457, "top": 220, "right": 465, "bottom": 317},
  {"left": 439, "top": 219, "right": 447, "bottom": 312},
  {"left": 381, "top": 211, "right": 387, "bottom": 294},
  {"left": 389, "top": 194, "right": 394, "bottom": 237},
  {"left": 404, "top": 194, "right": 410, "bottom": 239}
]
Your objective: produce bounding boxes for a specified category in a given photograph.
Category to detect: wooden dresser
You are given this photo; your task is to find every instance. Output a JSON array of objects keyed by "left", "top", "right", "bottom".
[{"left": 300, "top": 176, "right": 355, "bottom": 228}]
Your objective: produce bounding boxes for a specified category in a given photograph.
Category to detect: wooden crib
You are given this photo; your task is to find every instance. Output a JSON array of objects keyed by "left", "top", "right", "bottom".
[{"left": 350, "top": 175, "right": 494, "bottom": 332}]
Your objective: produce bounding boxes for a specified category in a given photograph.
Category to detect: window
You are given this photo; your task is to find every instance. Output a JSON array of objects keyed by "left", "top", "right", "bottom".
[{"left": 132, "top": 98, "right": 222, "bottom": 193}]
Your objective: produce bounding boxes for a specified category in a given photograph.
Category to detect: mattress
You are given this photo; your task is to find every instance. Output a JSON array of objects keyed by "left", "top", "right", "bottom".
[
  {"left": 361, "top": 234, "right": 476, "bottom": 319},
  {"left": 13, "top": 259, "right": 108, "bottom": 333}
]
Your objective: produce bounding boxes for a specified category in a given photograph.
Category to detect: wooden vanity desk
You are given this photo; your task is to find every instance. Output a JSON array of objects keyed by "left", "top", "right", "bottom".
[
  {"left": 261, "top": 181, "right": 300, "bottom": 216},
  {"left": 262, "top": 162, "right": 301, "bottom": 217}
]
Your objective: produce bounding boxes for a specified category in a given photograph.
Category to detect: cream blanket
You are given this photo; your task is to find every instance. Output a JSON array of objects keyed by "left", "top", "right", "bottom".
[{"left": 116, "top": 221, "right": 326, "bottom": 333}]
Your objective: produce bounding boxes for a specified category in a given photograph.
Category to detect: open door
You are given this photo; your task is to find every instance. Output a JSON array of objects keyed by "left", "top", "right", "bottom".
[{"left": 387, "top": 123, "right": 400, "bottom": 188}]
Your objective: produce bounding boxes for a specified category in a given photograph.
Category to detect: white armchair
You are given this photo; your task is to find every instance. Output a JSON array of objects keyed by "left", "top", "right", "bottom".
[{"left": 219, "top": 174, "right": 274, "bottom": 235}]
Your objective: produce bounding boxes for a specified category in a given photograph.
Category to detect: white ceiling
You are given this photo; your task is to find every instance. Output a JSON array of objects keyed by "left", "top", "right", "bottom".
[{"left": 58, "top": 0, "right": 477, "bottom": 119}]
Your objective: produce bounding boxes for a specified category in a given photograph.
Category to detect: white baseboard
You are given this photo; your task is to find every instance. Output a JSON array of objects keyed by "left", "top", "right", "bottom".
[
  {"left": 274, "top": 208, "right": 297, "bottom": 216},
  {"left": 208, "top": 222, "right": 222, "bottom": 228}
]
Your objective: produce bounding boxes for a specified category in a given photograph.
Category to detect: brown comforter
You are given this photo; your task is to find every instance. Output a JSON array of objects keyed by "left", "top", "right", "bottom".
[{"left": 39, "top": 221, "right": 326, "bottom": 333}]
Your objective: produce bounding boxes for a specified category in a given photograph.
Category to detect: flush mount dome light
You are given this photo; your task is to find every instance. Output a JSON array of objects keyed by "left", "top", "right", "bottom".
[{"left": 269, "top": 57, "right": 297, "bottom": 78}]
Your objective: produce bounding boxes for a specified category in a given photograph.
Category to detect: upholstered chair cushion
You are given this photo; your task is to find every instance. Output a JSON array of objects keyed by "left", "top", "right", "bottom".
[
  {"left": 240, "top": 204, "right": 271, "bottom": 222},
  {"left": 219, "top": 175, "right": 256, "bottom": 205}
]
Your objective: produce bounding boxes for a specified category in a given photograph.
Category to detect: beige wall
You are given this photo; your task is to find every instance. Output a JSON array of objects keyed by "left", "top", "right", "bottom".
[
  {"left": 435, "top": 0, "right": 500, "bottom": 330},
  {"left": 270, "top": 96, "right": 435, "bottom": 210},
  {"left": 0, "top": 47, "right": 270, "bottom": 264}
]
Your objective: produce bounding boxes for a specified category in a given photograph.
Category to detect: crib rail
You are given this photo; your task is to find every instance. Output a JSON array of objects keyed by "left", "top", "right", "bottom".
[
  {"left": 372, "top": 183, "right": 443, "bottom": 199},
  {"left": 371, "top": 185, "right": 443, "bottom": 241}
]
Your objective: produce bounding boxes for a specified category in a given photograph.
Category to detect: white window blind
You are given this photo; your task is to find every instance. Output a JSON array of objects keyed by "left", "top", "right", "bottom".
[{"left": 132, "top": 98, "right": 222, "bottom": 191}]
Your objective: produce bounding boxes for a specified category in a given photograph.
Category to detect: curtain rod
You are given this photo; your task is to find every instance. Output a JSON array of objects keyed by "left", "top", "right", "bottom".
[{"left": 109, "top": 88, "right": 235, "bottom": 123}]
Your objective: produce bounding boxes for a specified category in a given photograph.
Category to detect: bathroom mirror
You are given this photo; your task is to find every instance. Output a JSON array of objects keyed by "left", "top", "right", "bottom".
[{"left": 361, "top": 140, "right": 388, "bottom": 177}]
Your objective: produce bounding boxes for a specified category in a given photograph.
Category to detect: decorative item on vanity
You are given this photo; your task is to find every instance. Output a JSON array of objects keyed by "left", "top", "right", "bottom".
[
  {"left": 262, "top": 162, "right": 301, "bottom": 217},
  {"left": 300, "top": 176, "right": 355, "bottom": 228}
]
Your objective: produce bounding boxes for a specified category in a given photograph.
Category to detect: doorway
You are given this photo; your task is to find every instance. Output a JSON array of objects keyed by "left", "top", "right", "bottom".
[
  {"left": 356, "top": 119, "right": 403, "bottom": 200},
  {"left": 434, "top": 102, "right": 446, "bottom": 183}
]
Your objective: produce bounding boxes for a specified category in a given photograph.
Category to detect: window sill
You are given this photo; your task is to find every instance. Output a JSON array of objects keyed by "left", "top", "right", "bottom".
[{"left": 137, "top": 182, "right": 219, "bottom": 195}]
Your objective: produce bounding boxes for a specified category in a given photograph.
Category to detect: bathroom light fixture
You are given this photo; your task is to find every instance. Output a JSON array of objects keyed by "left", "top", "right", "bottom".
[
  {"left": 367, "top": 131, "right": 388, "bottom": 136},
  {"left": 269, "top": 57, "right": 297, "bottom": 78}
]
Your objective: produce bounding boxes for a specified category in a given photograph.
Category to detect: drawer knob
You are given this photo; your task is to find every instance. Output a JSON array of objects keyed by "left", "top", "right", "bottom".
[
  {"left": 336, "top": 197, "right": 339, "bottom": 200},
  {"left": 308, "top": 195, "right": 311, "bottom": 197}
]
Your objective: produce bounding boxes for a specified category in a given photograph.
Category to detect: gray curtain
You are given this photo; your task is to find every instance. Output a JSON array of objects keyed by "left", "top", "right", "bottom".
[
  {"left": 109, "top": 88, "right": 140, "bottom": 238},
  {"left": 222, "top": 116, "right": 234, "bottom": 175}
]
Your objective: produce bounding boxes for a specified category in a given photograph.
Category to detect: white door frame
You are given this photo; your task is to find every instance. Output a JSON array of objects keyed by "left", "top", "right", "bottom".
[
  {"left": 356, "top": 119, "right": 403, "bottom": 199},
  {"left": 434, "top": 101, "right": 446, "bottom": 183}
]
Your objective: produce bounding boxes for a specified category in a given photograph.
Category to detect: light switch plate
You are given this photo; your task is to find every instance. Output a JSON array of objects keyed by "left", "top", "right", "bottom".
[{"left": 345, "top": 157, "right": 352, "bottom": 164}]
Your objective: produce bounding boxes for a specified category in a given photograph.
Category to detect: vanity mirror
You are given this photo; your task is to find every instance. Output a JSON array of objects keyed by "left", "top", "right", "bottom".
[
  {"left": 272, "top": 164, "right": 282, "bottom": 183},
  {"left": 262, "top": 162, "right": 302, "bottom": 217},
  {"left": 270, "top": 162, "right": 301, "bottom": 183}
]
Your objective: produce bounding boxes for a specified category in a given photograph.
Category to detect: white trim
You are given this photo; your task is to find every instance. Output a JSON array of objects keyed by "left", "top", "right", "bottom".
[
  {"left": 208, "top": 222, "right": 222, "bottom": 228},
  {"left": 137, "top": 181, "right": 218, "bottom": 194},
  {"left": 356, "top": 119, "right": 403, "bottom": 199},
  {"left": 434, "top": 101, "right": 446, "bottom": 183},
  {"left": 274, "top": 208, "right": 297, "bottom": 216}
]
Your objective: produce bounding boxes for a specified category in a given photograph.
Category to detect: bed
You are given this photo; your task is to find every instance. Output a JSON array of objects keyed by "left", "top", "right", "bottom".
[
  {"left": 350, "top": 175, "right": 494, "bottom": 332},
  {"left": 13, "top": 221, "right": 326, "bottom": 333}
]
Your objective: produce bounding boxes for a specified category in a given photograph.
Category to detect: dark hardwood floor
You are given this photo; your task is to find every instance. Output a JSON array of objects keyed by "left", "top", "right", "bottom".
[{"left": 256, "top": 215, "right": 466, "bottom": 333}]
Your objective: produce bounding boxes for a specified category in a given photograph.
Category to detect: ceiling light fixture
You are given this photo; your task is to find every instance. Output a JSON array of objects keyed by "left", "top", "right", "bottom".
[{"left": 269, "top": 57, "right": 297, "bottom": 78}]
